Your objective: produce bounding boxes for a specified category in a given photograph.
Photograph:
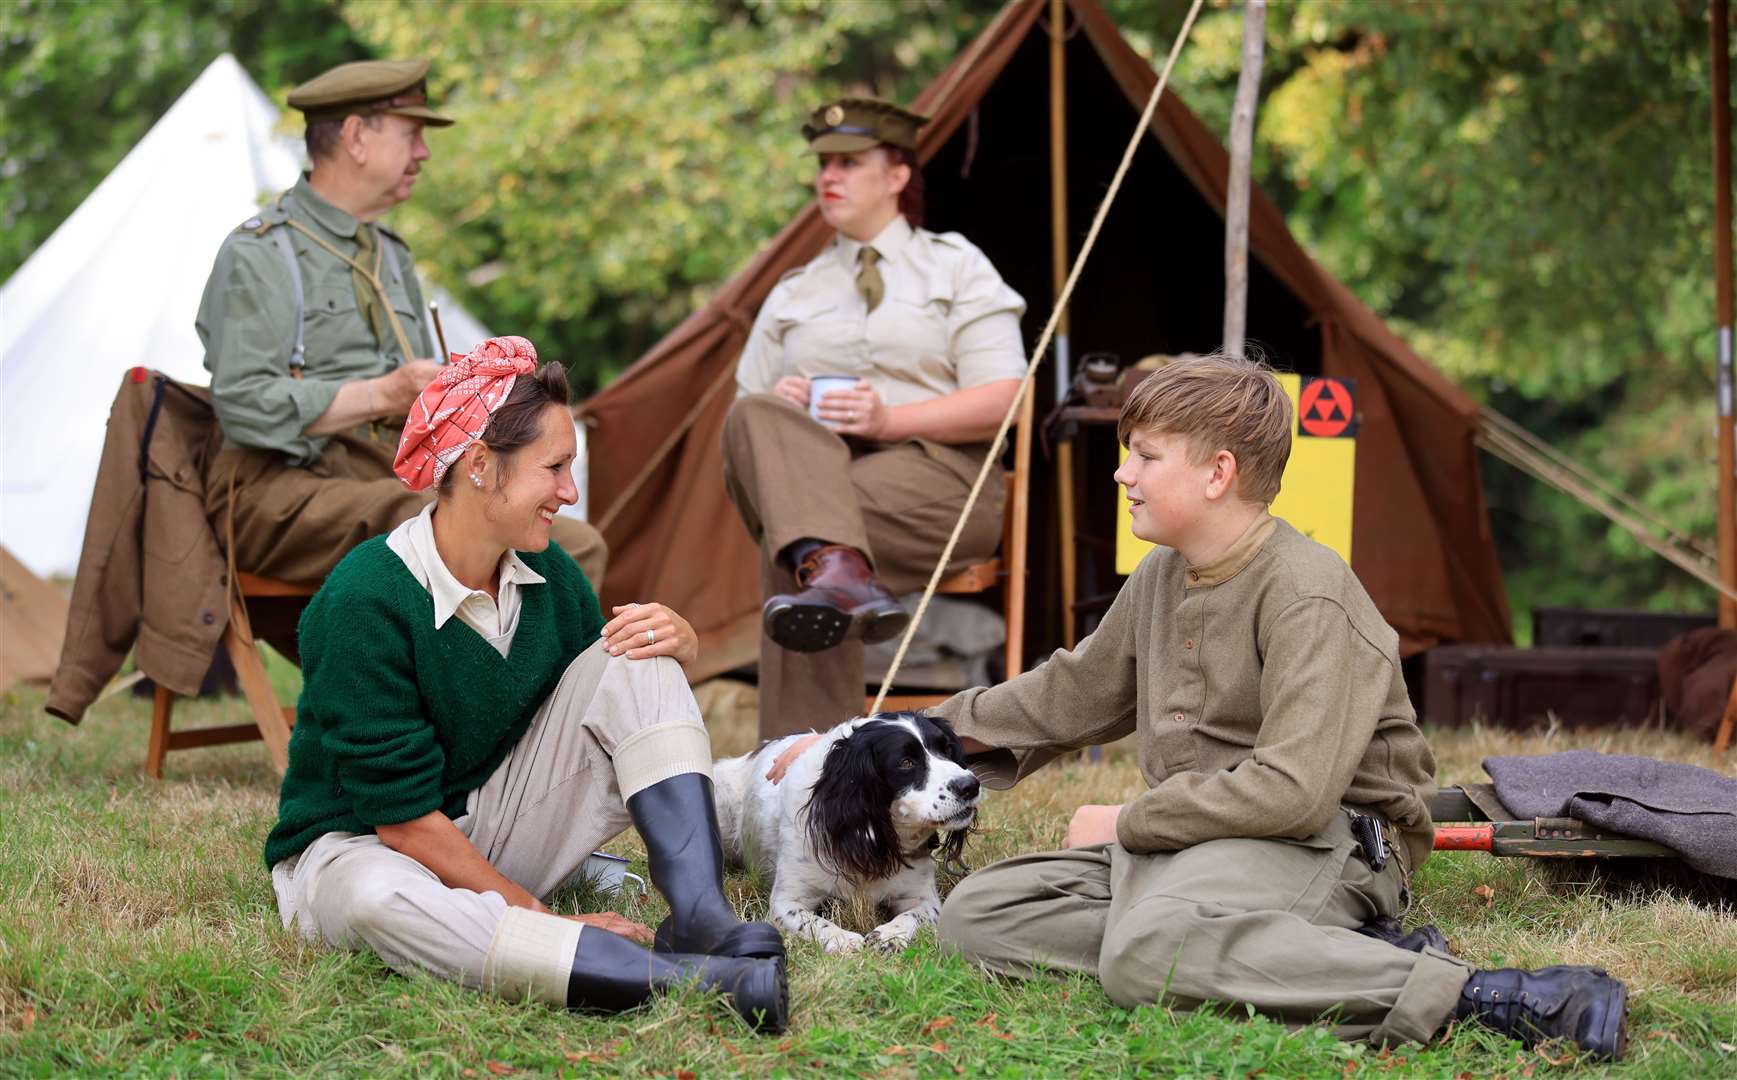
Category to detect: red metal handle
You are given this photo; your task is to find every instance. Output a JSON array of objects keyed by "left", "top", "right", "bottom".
[{"left": 1434, "top": 825, "right": 1494, "bottom": 852}]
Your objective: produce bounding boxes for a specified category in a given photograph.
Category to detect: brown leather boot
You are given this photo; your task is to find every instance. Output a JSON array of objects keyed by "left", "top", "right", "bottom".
[{"left": 763, "top": 544, "right": 908, "bottom": 653}]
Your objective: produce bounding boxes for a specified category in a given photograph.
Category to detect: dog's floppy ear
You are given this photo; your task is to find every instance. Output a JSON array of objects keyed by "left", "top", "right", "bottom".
[
  {"left": 803, "top": 724, "right": 904, "bottom": 881},
  {"left": 920, "top": 711, "right": 967, "bottom": 765}
]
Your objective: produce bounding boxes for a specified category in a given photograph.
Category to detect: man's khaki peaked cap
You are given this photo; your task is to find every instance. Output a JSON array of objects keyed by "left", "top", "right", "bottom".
[
  {"left": 287, "top": 58, "right": 454, "bottom": 127},
  {"left": 802, "top": 97, "right": 928, "bottom": 153}
]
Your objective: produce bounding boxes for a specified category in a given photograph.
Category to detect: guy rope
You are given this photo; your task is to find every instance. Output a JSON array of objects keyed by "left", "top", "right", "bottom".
[{"left": 870, "top": 0, "right": 1207, "bottom": 713}]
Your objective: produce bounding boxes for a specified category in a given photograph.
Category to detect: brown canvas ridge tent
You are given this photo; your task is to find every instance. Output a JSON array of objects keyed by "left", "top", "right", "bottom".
[
  {"left": 1, "top": 544, "right": 69, "bottom": 693},
  {"left": 578, "top": 0, "right": 1513, "bottom": 685}
]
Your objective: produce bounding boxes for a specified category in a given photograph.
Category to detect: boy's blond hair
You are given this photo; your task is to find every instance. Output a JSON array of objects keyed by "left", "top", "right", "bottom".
[{"left": 1116, "top": 352, "right": 1293, "bottom": 504}]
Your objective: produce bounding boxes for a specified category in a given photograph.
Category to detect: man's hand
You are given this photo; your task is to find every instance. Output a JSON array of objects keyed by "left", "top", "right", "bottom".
[
  {"left": 1065, "top": 803, "right": 1124, "bottom": 848},
  {"left": 772, "top": 375, "right": 812, "bottom": 410},
  {"left": 560, "top": 911, "right": 655, "bottom": 945},
  {"left": 380, "top": 359, "right": 446, "bottom": 414}
]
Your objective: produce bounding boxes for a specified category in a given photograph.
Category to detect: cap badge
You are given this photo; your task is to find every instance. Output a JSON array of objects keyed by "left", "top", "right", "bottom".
[{"left": 825, "top": 105, "right": 845, "bottom": 126}]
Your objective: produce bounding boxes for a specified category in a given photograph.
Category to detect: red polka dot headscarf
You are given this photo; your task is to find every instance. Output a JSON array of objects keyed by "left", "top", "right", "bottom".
[{"left": 392, "top": 335, "right": 539, "bottom": 492}]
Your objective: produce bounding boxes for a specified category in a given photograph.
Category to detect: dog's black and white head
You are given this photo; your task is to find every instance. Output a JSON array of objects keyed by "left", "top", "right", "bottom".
[{"left": 803, "top": 711, "right": 981, "bottom": 883}]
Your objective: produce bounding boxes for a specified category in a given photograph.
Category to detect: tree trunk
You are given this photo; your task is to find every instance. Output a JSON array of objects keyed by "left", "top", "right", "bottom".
[{"left": 1223, "top": 0, "right": 1266, "bottom": 359}]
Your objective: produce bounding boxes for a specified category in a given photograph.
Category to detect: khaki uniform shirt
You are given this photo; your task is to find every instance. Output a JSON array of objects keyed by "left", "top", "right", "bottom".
[
  {"left": 936, "top": 513, "right": 1439, "bottom": 871},
  {"left": 735, "top": 216, "right": 1026, "bottom": 405},
  {"left": 196, "top": 175, "right": 435, "bottom": 464}
]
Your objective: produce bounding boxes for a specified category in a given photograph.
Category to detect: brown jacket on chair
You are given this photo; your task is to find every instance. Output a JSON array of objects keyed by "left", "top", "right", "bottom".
[{"left": 47, "top": 370, "right": 231, "bottom": 723}]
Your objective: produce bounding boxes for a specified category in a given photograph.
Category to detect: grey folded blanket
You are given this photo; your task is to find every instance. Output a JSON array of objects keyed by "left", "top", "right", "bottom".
[{"left": 1483, "top": 750, "right": 1737, "bottom": 880}]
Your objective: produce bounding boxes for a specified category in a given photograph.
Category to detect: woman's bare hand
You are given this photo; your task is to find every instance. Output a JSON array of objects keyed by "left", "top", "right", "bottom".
[
  {"left": 772, "top": 375, "right": 812, "bottom": 410},
  {"left": 562, "top": 911, "right": 656, "bottom": 945},
  {"left": 601, "top": 602, "right": 700, "bottom": 666},
  {"left": 814, "top": 378, "right": 889, "bottom": 440}
]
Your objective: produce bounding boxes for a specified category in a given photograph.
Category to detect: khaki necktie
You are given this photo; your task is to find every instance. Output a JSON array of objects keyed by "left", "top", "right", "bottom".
[
  {"left": 352, "top": 224, "right": 388, "bottom": 347},
  {"left": 856, "top": 246, "right": 884, "bottom": 314}
]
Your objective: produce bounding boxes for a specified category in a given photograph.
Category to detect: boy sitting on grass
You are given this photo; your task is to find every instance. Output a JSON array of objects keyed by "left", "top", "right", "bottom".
[{"left": 932, "top": 353, "right": 1629, "bottom": 1060}]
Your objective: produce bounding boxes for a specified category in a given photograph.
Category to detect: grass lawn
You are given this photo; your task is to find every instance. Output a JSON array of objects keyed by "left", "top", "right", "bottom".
[{"left": 2, "top": 675, "right": 1733, "bottom": 1078}]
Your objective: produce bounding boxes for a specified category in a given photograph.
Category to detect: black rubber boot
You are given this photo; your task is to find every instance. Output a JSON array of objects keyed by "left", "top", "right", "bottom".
[
  {"left": 565, "top": 926, "right": 788, "bottom": 1034},
  {"left": 1452, "top": 965, "right": 1629, "bottom": 1061},
  {"left": 627, "top": 773, "right": 785, "bottom": 960}
]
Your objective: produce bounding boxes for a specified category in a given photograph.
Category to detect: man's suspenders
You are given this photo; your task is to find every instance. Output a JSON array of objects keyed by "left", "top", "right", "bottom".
[
  {"left": 266, "top": 220, "right": 412, "bottom": 380},
  {"left": 269, "top": 228, "right": 307, "bottom": 378}
]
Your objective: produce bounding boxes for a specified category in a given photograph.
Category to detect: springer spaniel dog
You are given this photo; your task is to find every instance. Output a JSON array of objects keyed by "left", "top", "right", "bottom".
[{"left": 713, "top": 712, "right": 982, "bottom": 954}]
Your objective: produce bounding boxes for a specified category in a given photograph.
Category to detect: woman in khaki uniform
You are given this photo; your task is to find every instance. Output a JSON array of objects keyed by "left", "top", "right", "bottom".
[{"left": 724, "top": 97, "right": 1027, "bottom": 739}]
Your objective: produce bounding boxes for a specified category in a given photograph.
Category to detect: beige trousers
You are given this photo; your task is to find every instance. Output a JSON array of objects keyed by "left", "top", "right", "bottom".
[
  {"left": 938, "top": 810, "right": 1474, "bottom": 1046},
  {"left": 270, "top": 641, "right": 712, "bottom": 998},
  {"left": 721, "top": 393, "right": 1004, "bottom": 739}
]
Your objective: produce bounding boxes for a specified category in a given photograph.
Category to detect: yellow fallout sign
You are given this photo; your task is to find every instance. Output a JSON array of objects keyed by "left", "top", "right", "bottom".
[{"left": 1115, "top": 373, "right": 1356, "bottom": 574}]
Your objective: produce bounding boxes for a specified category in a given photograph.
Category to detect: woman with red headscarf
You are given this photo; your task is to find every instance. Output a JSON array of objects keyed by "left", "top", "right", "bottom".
[{"left": 264, "top": 337, "right": 787, "bottom": 1032}]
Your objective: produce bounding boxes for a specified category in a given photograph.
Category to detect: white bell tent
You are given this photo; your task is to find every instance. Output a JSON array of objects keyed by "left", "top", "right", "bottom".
[{"left": 0, "top": 54, "right": 497, "bottom": 579}]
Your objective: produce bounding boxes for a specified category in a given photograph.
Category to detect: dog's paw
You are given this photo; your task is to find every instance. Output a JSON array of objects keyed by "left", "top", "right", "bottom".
[
  {"left": 817, "top": 929, "right": 865, "bottom": 954},
  {"left": 863, "top": 927, "right": 912, "bottom": 954}
]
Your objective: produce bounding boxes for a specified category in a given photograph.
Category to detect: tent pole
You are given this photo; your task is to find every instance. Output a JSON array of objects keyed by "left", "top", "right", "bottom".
[
  {"left": 1714, "top": 0, "right": 1736, "bottom": 756},
  {"left": 1051, "top": 0, "right": 1079, "bottom": 649},
  {"left": 1223, "top": 0, "right": 1266, "bottom": 358},
  {"left": 1714, "top": 0, "right": 1735, "bottom": 636}
]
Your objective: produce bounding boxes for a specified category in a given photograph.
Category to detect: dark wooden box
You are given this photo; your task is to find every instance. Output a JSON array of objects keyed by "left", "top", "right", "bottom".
[
  {"left": 1421, "top": 645, "right": 1660, "bottom": 730},
  {"left": 1531, "top": 606, "right": 1715, "bottom": 649}
]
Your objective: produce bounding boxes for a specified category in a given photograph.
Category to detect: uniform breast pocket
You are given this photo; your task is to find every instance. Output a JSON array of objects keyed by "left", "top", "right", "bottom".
[
  {"left": 875, "top": 292, "right": 953, "bottom": 383},
  {"left": 778, "top": 301, "right": 859, "bottom": 372},
  {"left": 302, "top": 285, "right": 359, "bottom": 334}
]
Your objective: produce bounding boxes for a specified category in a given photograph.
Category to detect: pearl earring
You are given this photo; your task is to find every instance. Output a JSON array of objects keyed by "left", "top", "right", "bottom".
[{"left": 471, "top": 474, "right": 483, "bottom": 489}]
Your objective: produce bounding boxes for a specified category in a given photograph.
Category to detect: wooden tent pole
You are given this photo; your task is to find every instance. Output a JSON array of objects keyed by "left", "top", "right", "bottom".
[
  {"left": 1714, "top": 0, "right": 1735, "bottom": 632},
  {"left": 1715, "top": 0, "right": 1736, "bottom": 751},
  {"left": 1222, "top": 0, "right": 1266, "bottom": 357},
  {"left": 1051, "top": 0, "right": 1078, "bottom": 649}
]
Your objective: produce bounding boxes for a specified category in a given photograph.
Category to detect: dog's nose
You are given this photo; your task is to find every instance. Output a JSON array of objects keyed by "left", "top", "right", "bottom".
[{"left": 949, "top": 773, "right": 980, "bottom": 802}]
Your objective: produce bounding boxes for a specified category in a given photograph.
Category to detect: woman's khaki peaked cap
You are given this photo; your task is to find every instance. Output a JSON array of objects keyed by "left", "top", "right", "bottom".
[
  {"left": 287, "top": 58, "right": 455, "bottom": 127},
  {"left": 802, "top": 97, "right": 928, "bottom": 153}
]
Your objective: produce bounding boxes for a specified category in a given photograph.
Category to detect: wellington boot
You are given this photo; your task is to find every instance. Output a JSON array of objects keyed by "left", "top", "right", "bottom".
[{"left": 565, "top": 926, "right": 788, "bottom": 1034}]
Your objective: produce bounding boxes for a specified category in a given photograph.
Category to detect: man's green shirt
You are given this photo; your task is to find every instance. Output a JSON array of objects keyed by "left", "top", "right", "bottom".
[{"left": 196, "top": 175, "right": 435, "bottom": 464}]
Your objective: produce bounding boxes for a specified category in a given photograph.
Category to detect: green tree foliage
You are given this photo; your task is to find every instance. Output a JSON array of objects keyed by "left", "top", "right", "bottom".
[
  {"left": 339, "top": 0, "right": 1000, "bottom": 392},
  {"left": 0, "top": 0, "right": 365, "bottom": 280},
  {"left": 3, "top": 0, "right": 1726, "bottom": 621},
  {"left": 1117, "top": 0, "right": 1725, "bottom": 620}
]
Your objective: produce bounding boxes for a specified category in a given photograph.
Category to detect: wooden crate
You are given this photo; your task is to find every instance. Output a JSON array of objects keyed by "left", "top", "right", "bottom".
[
  {"left": 1421, "top": 645, "right": 1660, "bottom": 729},
  {"left": 1531, "top": 606, "right": 1714, "bottom": 649}
]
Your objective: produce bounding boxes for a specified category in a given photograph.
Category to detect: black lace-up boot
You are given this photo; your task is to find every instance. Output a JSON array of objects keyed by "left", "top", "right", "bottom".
[{"left": 1452, "top": 965, "right": 1628, "bottom": 1060}]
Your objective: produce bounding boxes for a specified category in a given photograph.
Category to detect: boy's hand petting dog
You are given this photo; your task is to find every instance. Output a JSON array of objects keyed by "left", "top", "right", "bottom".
[
  {"left": 765, "top": 732, "right": 825, "bottom": 784},
  {"left": 1065, "top": 803, "right": 1124, "bottom": 848},
  {"left": 601, "top": 602, "right": 698, "bottom": 666}
]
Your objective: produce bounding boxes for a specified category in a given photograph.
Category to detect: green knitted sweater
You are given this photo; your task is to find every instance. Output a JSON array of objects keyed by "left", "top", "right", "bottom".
[{"left": 263, "top": 537, "right": 603, "bottom": 869}]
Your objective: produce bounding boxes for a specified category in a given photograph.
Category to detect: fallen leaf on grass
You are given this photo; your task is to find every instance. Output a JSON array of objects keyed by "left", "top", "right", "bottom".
[
  {"left": 927, "top": 1041, "right": 949, "bottom": 1053},
  {"left": 775, "top": 1038, "right": 796, "bottom": 1053},
  {"left": 484, "top": 1063, "right": 515, "bottom": 1076},
  {"left": 923, "top": 1016, "right": 956, "bottom": 1035},
  {"left": 1341, "top": 1060, "right": 1358, "bottom": 1077},
  {"left": 462, "top": 1070, "right": 476, "bottom": 1078},
  {"left": 679, "top": 1072, "right": 697, "bottom": 1080},
  {"left": 1719, "top": 1041, "right": 1736, "bottom": 1053},
  {"left": 1474, "top": 884, "right": 1496, "bottom": 907},
  {"left": 20, "top": 1008, "right": 36, "bottom": 1032},
  {"left": 883, "top": 1045, "right": 910, "bottom": 1056}
]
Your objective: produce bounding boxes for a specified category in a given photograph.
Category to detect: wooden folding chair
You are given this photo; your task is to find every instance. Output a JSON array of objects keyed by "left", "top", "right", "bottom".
[
  {"left": 145, "top": 571, "right": 309, "bottom": 778},
  {"left": 872, "top": 390, "right": 1034, "bottom": 713}
]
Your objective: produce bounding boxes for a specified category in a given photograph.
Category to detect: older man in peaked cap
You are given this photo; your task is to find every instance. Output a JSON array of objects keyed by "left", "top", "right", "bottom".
[{"left": 197, "top": 58, "right": 607, "bottom": 590}]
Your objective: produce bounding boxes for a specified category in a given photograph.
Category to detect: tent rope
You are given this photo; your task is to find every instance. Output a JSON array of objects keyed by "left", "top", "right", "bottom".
[
  {"left": 871, "top": 0, "right": 1206, "bottom": 714},
  {"left": 1474, "top": 411, "right": 1737, "bottom": 603}
]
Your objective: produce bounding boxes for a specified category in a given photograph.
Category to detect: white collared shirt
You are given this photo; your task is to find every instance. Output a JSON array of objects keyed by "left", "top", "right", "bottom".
[
  {"left": 735, "top": 215, "right": 1027, "bottom": 407},
  {"left": 385, "top": 502, "right": 545, "bottom": 658}
]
